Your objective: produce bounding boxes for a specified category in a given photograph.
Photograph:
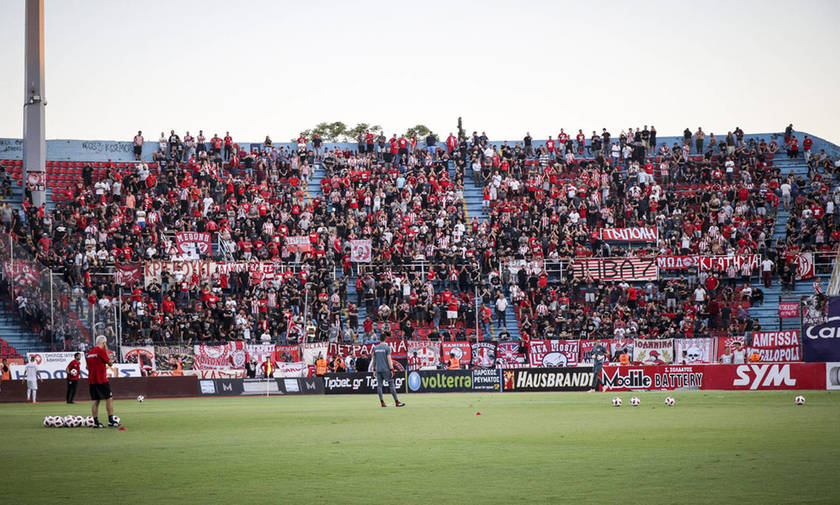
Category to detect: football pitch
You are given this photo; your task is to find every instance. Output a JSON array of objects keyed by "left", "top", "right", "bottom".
[{"left": 2, "top": 391, "right": 839, "bottom": 505}]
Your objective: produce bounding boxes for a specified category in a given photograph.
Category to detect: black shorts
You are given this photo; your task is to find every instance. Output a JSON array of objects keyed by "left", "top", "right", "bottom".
[
  {"left": 89, "top": 382, "right": 112, "bottom": 401},
  {"left": 133, "top": 145, "right": 142, "bottom": 155}
]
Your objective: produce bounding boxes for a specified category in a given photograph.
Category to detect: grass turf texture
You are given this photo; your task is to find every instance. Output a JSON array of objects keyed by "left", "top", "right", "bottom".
[{"left": 2, "top": 391, "right": 839, "bottom": 505}]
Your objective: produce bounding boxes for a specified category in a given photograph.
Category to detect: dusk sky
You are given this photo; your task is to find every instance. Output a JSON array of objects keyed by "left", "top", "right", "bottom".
[{"left": 1, "top": 0, "right": 838, "bottom": 143}]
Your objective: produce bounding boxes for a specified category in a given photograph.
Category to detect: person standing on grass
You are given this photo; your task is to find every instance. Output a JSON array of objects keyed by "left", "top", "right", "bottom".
[
  {"left": 86, "top": 336, "right": 120, "bottom": 428},
  {"left": 373, "top": 341, "right": 404, "bottom": 408},
  {"left": 589, "top": 345, "right": 607, "bottom": 392},
  {"left": 23, "top": 356, "right": 42, "bottom": 403},
  {"left": 66, "top": 352, "right": 81, "bottom": 403}
]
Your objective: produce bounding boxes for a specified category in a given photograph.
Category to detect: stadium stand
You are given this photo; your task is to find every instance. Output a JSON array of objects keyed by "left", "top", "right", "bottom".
[{"left": 0, "top": 127, "right": 837, "bottom": 359}]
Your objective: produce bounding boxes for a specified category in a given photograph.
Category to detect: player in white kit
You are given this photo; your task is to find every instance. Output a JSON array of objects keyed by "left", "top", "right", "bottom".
[{"left": 23, "top": 356, "right": 42, "bottom": 403}]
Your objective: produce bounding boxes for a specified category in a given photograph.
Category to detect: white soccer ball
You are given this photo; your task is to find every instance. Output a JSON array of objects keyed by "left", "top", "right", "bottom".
[
  {"left": 630, "top": 397, "right": 640, "bottom": 406},
  {"left": 665, "top": 396, "right": 675, "bottom": 406},
  {"left": 137, "top": 395, "right": 144, "bottom": 403},
  {"left": 75, "top": 416, "right": 85, "bottom": 426},
  {"left": 611, "top": 397, "right": 622, "bottom": 407},
  {"left": 795, "top": 395, "right": 805, "bottom": 405},
  {"left": 43, "top": 416, "right": 54, "bottom": 427},
  {"left": 53, "top": 416, "right": 65, "bottom": 428},
  {"left": 63, "top": 415, "right": 75, "bottom": 427},
  {"left": 84, "top": 416, "right": 96, "bottom": 427},
  {"left": 111, "top": 416, "right": 121, "bottom": 425}
]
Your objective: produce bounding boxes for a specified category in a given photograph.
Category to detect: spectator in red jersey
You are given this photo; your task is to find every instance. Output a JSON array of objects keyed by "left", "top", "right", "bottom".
[
  {"left": 86, "top": 335, "right": 120, "bottom": 428},
  {"left": 65, "top": 352, "right": 81, "bottom": 403},
  {"left": 223, "top": 132, "right": 233, "bottom": 161}
]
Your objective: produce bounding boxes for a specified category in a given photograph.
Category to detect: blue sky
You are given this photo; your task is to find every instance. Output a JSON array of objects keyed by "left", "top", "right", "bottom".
[{"left": 1, "top": 0, "right": 838, "bottom": 143}]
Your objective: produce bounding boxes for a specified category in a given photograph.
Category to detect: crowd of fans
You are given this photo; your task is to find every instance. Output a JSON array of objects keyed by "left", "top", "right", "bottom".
[{"left": 0, "top": 124, "right": 836, "bottom": 353}]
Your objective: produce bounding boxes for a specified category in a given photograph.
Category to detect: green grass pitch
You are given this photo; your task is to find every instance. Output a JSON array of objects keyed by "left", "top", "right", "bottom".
[{"left": 2, "top": 391, "right": 839, "bottom": 505}]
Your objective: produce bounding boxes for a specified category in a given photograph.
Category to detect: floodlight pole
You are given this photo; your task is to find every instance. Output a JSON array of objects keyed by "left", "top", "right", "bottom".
[{"left": 23, "top": 0, "right": 47, "bottom": 209}]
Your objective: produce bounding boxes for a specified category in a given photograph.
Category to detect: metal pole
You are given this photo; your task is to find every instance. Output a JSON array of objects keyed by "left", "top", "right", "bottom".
[
  {"left": 303, "top": 285, "right": 309, "bottom": 343},
  {"left": 49, "top": 270, "right": 53, "bottom": 332},
  {"left": 475, "top": 285, "right": 479, "bottom": 341},
  {"left": 23, "top": 0, "right": 46, "bottom": 208}
]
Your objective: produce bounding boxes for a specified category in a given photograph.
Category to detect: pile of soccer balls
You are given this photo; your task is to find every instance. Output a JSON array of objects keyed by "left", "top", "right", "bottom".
[{"left": 43, "top": 415, "right": 120, "bottom": 428}]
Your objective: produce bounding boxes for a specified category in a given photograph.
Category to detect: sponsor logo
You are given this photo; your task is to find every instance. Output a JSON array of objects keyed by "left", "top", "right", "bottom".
[
  {"left": 514, "top": 370, "right": 592, "bottom": 390},
  {"left": 408, "top": 371, "right": 421, "bottom": 392},
  {"left": 603, "top": 369, "right": 653, "bottom": 389},
  {"left": 733, "top": 364, "right": 795, "bottom": 390},
  {"left": 805, "top": 317, "right": 840, "bottom": 339}
]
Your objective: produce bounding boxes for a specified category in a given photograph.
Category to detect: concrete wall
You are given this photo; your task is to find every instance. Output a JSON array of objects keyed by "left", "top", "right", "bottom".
[{"left": 0, "top": 131, "right": 837, "bottom": 163}]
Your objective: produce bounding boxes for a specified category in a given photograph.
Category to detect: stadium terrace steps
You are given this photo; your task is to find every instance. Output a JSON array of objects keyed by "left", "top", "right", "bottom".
[
  {"left": 461, "top": 167, "right": 485, "bottom": 223},
  {"left": 0, "top": 303, "right": 49, "bottom": 356}
]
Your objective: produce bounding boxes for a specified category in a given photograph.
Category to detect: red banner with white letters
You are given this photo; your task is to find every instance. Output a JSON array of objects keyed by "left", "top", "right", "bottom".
[
  {"left": 528, "top": 340, "right": 580, "bottom": 367},
  {"left": 748, "top": 330, "right": 802, "bottom": 362}
]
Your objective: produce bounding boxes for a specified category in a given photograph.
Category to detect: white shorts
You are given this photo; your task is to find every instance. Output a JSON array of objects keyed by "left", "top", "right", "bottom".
[
  {"left": 27, "top": 380, "right": 38, "bottom": 390},
  {"left": 447, "top": 310, "right": 457, "bottom": 319}
]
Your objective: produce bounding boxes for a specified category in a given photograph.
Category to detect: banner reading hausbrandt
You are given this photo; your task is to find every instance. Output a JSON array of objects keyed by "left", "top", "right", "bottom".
[{"left": 502, "top": 368, "right": 594, "bottom": 392}]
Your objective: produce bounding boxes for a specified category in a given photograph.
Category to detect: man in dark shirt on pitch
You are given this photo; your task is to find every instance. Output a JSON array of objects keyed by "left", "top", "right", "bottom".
[
  {"left": 589, "top": 345, "right": 608, "bottom": 392},
  {"left": 372, "top": 342, "right": 405, "bottom": 408},
  {"left": 65, "top": 353, "right": 81, "bottom": 403},
  {"left": 86, "top": 335, "right": 121, "bottom": 428}
]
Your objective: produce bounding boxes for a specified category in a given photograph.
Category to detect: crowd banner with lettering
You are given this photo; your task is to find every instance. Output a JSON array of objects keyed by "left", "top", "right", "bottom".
[
  {"left": 274, "top": 344, "right": 301, "bottom": 362},
  {"left": 502, "top": 368, "right": 594, "bottom": 392},
  {"left": 779, "top": 302, "right": 800, "bottom": 319},
  {"left": 441, "top": 342, "right": 471, "bottom": 367},
  {"left": 3, "top": 261, "right": 40, "bottom": 286},
  {"left": 350, "top": 239, "right": 372, "bottom": 263},
  {"left": 579, "top": 339, "right": 613, "bottom": 365},
  {"left": 119, "top": 345, "right": 156, "bottom": 375},
  {"left": 301, "top": 342, "right": 329, "bottom": 365},
  {"left": 328, "top": 342, "right": 375, "bottom": 359},
  {"left": 143, "top": 260, "right": 282, "bottom": 287},
  {"left": 495, "top": 342, "right": 528, "bottom": 368},
  {"left": 176, "top": 232, "right": 212, "bottom": 258},
  {"left": 506, "top": 259, "right": 545, "bottom": 277},
  {"left": 673, "top": 338, "right": 715, "bottom": 364},
  {"left": 600, "top": 227, "right": 657, "bottom": 243},
  {"left": 528, "top": 340, "right": 580, "bottom": 368},
  {"left": 152, "top": 369, "right": 245, "bottom": 378},
  {"left": 632, "top": 339, "right": 674, "bottom": 364},
  {"left": 790, "top": 252, "right": 815, "bottom": 281},
  {"left": 154, "top": 345, "right": 194, "bottom": 371},
  {"left": 286, "top": 236, "right": 311, "bottom": 253},
  {"left": 470, "top": 342, "right": 497, "bottom": 369},
  {"left": 193, "top": 343, "right": 246, "bottom": 370},
  {"left": 13, "top": 352, "right": 141, "bottom": 380},
  {"left": 567, "top": 257, "right": 658, "bottom": 281},
  {"left": 655, "top": 256, "right": 699, "bottom": 270},
  {"left": 274, "top": 362, "right": 309, "bottom": 378},
  {"left": 698, "top": 255, "right": 759, "bottom": 272},
  {"left": 715, "top": 336, "right": 745, "bottom": 361},
  {"left": 748, "top": 330, "right": 801, "bottom": 362},
  {"left": 245, "top": 344, "right": 277, "bottom": 365},
  {"left": 610, "top": 338, "right": 635, "bottom": 360},
  {"left": 407, "top": 341, "right": 441, "bottom": 370}
]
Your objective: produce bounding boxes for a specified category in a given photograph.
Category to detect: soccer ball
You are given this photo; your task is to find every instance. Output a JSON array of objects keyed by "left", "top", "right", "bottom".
[
  {"left": 611, "top": 397, "right": 622, "bottom": 407},
  {"left": 795, "top": 395, "right": 805, "bottom": 405},
  {"left": 664, "top": 397, "right": 675, "bottom": 406},
  {"left": 65, "top": 416, "right": 77, "bottom": 427},
  {"left": 84, "top": 416, "right": 96, "bottom": 427},
  {"left": 43, "top": 416, "right": 54, "bottom": 427},
  {"left": 53, "top": 416, "right": 65, "bottom": 428},
  {"left": 111, "top": 416, "right": 121, "bottom": 425},
  {"left": 137, "top": 395, "right": 144, "bottom": 403},
  {"left": 75, "top": 416, "right": 85, "bottom": 426},
  {"left": 630, "top": 397, "right": 640, "bottom": 406}
]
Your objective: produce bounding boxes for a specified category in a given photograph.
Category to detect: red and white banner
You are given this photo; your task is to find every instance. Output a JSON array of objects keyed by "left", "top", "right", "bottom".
[
  {"left": 470, "top": 342, "right": 497, "bottom": 369},
  {"left": 790, "top": 253, "right": 815, "bottom": 281},
  {"left": 656, "top": 256, "right": 699, "bottom": 270},
  {"left": 328, "top": 342, "right": 376, "bottom": 359},
  {"left": 115, "top": 264, "right": 144, "bottom": 286},
  {"left": 350, "top": 239, "right": 372, "bottom": 263},
  {"left": 245, "top": 344, "right": 277, "bottom": 365},
  {"left": 193, "top": 343, "right": 246, "bottom": 370},
  {"left": 495, "top": 342, "right": 528, "bottom": 368},
  {"left": 632, "top": 339, "right": 674, "bottom": 364},
  {"left": 601, "top": 363, "right": 826, "bottom": 391},
  {"left": 715, "top": 336, "right": 745, "bottom": 361},
  {"left": 407, "top": 341, "right": 440, "bottom": 370},
  {"left": 3, "top": 261, "right": 40, "bottom": 286},
  {"left": 567, "top": 257, "right": 658, "bottom": 281},
  {"left": 301, "top": 342, "right": 329, "bottom": 365},
  {"left": 610, "top": 338, "right": 635, "bottom": 359},
  {"left": 176, "top": 232, "right": 212, "bottom": 257},
  {"left": 673, "top": 338, "right": 715, "bottom": 364},
  {"left": 286, "top": 236, "right": 311, "bottom": 253},
  {"left": 779, "top": 302, "right": 800, "bottom": 319},
  {"left": 441, "top": 342, "right": 471, "bottom": 366},
  {"left": 600, "top": 227, "right": 657, "bottom": 242},
  {"left": 698, "top": 255, "right": 759, "bottom": 272},
  {"left": 144, "top": 260, "right": 280, "bottom": 287},
  {"left": 274, "top": 362, "right": 309, "bottom": 377},
  {"left": 274, "top": 344, "right": 301, "bottom": 362},
  {"left": 119, "top": 345, "right": 156, "bottom": 375},
  {"left": 749, "top": 330, "right": 801, "bottom": 362},
  {"left": 528, "top": 340, "right": 580, "bottom": 367}
]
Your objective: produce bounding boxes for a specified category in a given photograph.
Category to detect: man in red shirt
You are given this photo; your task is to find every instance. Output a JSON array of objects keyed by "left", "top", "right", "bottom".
[
  {"left": 86, "top": 335, "right": 120, "bottom": 428},
  {"left": 223, "top": 131, "right": 233, "bottom": 161},
  {"left": 66, "top": 352, "right": 81, "bottom": 404}
]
